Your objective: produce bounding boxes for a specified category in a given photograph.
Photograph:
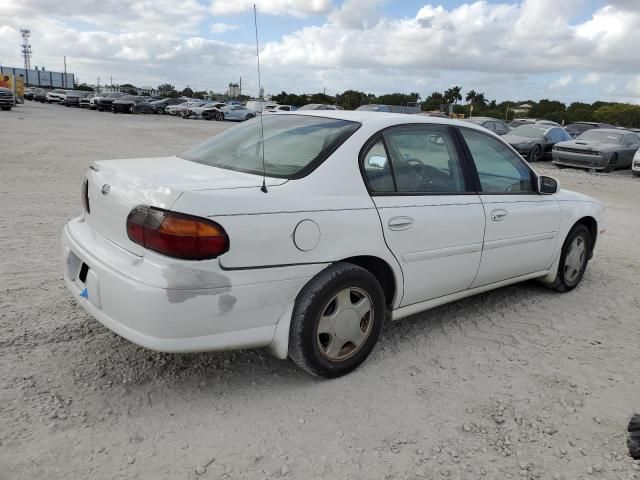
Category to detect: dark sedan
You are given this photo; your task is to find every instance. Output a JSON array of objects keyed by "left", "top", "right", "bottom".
[
  {"left": 112, "top": 96, "right": 153, "bottom": 113},
  {"left": 552, "top": 129, "right": 640, "bottom": 172},
  {"left": 149, "top": 97, "right": 186, "bottom": 114},
  {"left": 464, "top": 116, "right": 511, "bottom": 135},
  {"left": 63, "top": 91, "right": 91, "bottom": 107},
  {"left": 564, "top": 122, "right": 613, "bottom": 139},
  {"left": 96, "top": 92, "right": 125, "bottom": 111},
  {"left": 502, "top": 124, "right": 572, "bottom": 162}
]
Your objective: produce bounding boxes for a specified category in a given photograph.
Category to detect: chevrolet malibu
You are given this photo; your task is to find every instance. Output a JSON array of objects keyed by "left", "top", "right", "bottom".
[{"left": 62, "top": 112, "right": 604, "bottom": 377}]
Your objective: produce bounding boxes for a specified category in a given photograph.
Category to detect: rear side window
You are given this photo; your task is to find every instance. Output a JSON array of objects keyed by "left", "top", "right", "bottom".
[
  {"left": 181, "top": 115, "right": 360, "bottom": 179},
  {"left": 460, "top": 128, "right": 535, "bottom": 194}
]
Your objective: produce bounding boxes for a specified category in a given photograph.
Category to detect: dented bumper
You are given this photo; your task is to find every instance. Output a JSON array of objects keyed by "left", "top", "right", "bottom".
[{"left": 61, "top": 216, "right": 322, "bottom": 353}]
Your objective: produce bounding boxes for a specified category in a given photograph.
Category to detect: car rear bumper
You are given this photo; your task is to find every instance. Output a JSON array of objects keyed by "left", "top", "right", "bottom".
[
  {"left": 61, "top": 217, "right": 319, "bottom": 353},
  {"left": 552, "top": 151, "right": 607, "bottom": 169}
]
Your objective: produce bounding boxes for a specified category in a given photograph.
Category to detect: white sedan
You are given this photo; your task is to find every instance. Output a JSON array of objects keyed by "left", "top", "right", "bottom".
[{"left": 62, "top": 111, "right": 604, "bottom": 377}]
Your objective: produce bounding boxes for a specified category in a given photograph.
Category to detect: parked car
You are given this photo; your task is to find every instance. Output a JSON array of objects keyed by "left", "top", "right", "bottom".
[
  {"left": 79, "top": 94, "right": 96, "bottom": 109},
  {"left": 184, "top": 102, "right": 226, "bottom": 119},
  {"left": 112, "top": 95, "right": 153, "bottom": 114},
  {"left": 0, "top": 87, "right": 15, "bottom": 111},
  {"left": 245, "top": 100, "right": 278, "bottom": 113},
  {"left": 464, "top": 117, "right": 511, "bottom": 135},
  {"left": 564, "top": 122, "right": 613, "bottom": 139},
  {"left": 33, "top": 89, "right": 48, "bottom": 103},
  {"left": 264, "top": 105, "right": 298, "bottom": 113},
  {"left": 552, "top": 129, "right": 640, "bottom": 172},
  {"left": 62, "top": 111, "right": 603, "bottom": 377},
  {"left": 502, "top": 124, "right": 572, "bottom": 162},
  {"left": 46, "top": 89, "right": 69, "bottom": 103},
  {"left": 356, "top": 104, "right": 420, "bottom": 114},
  {"left": 510, "top": 118, "right": 560, "bottom": 128},
  {"left": 218, "top": 104, "right": 256, "bottom": 121},
  {"left": 24, "top": 87, "right": 38, "bottom": 100},
  {"left": 632, "top": 149, "right": 640, "bottom": 177},
  {"left": 96, "top": 92, "right": 125, "bottom": 111},
  {"left": 63, "top": 91, "right": 91, "bottom": 107},
  {"left": 149, "top": 97, "right": 186, "bottom": 114},
  {"left": 419, "top": 112, "right": 449, "bottom": 118},
  {"left": 201, "top": 104, "right": 230, "bottom": 121},
  {"left": 299, "top": 104, "right": 342, "bottom": 111},
  {"left": 166, "top": 100, "right": 206, "bottom": 117}
]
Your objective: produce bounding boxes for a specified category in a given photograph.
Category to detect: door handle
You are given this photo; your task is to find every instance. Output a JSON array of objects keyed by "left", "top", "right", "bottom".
[
  {"left": 388, "top": 216, "right": 414, "bottom": 231},
  {"left": 490, "top": 209, "right": 508, "bottom": 221}
]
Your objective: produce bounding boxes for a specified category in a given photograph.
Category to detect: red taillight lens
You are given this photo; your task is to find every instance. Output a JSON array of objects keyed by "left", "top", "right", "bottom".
[{"left": 126, "top": 206, "right": 229, "bottom": 260}]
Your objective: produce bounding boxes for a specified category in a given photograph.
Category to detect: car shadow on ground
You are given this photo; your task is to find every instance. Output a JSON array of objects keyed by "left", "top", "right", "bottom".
[{"left": 69, "top": 277, "right": 560, "bottom": 398}]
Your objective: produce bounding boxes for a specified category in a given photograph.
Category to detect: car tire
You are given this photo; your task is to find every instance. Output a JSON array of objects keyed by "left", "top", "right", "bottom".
[
  {"left": 550, "top": 224, "right": 591, "bottom": 293},
  {"left": 604, "top": 153, "right": 617, "bottom": 173},
  {"left": 1, "top": 107, "right": 11, "bottom": 111},
  {"left": 245, "top": 114, "right": 254, "bottom": 120},
  {"left": 633, "top": 171, "right": 640, "bottom": 177},
  {"left": 288, "top": 262, "right": 386, "bottom": 378},
  {"left": 528, "top": 145, "right": 542, "bottom": 162}
]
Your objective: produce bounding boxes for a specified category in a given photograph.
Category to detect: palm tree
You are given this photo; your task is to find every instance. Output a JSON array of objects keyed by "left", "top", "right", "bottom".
[
  {"left": 444, "top": 86, "right": 462, "bottom": 104},
  {"left": 465, "top": 89, "right": 477, "bottom": 104}
]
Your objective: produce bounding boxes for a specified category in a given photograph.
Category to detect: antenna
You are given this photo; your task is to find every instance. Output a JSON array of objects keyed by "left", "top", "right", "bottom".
[
  {"left": 20, "top": 29, "right": 32, "bottom": 70},
  {"left": 254, "top": 4, "right": 267, "bottom": 194}
]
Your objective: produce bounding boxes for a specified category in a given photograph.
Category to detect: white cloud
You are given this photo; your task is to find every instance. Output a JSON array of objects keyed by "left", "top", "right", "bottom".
[
  {"left": 209, "top": 0, "right": 332, "bottom": 17},
  {"left": 550, "top": 74, "right": 573, "bottom": 89},
  {"left": 581, "top": 73, "right": 601, "bottom": 85},
  {"left": 211, "top": 22, "right": 238, "bottom": 34}
]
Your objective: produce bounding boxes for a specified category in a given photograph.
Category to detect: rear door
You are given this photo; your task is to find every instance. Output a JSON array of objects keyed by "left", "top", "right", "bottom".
[
  {"left": 458, "top": 127, "right": 560, "bottom": 287},
  {"left": 362, "top": 124, "right": 485, "bottom": 306}
]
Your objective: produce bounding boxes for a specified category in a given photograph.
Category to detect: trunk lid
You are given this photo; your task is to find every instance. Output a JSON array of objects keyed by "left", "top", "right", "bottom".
[{"left": 85, "top": 156, "right": 286, "bottom": 256}]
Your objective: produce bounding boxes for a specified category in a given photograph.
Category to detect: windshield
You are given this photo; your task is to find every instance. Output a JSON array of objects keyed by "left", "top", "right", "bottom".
[
  {"left": 180, "top": 115, "right": 360, "bottom": 179},
  {"left": 576, "top": 130, "right": 623, "bottom": 144},
  {"left": 509, "top": 125, "right": 548, "bottom": 139},
  {"left": 356, "top": 104, "right": 391, "bottom": 112}
]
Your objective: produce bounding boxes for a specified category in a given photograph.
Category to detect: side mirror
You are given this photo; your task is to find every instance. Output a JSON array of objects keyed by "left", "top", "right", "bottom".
[
  {"left": 367, "top": 155, "right": 387, "bottom": 169},
  {"left": 538, "top": 175, "right": 559, "bottom": 194}
]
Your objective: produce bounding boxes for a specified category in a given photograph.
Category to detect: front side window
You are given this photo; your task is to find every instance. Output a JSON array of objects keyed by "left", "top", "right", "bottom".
[
  {"left": 181, "top": 115, "right": 360, "bottom": 179},
  {"left": 383, "top": 126, "right": 466, "bottom": 193},
  {"left": 460, "top": 128, "right": 535, "bottom": 194}
]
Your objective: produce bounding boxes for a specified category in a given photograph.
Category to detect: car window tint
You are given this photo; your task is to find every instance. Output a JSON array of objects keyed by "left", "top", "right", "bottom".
[
  {"left": 495, "top": 122, "right": 508, "bottom": 133},
  {"left": 484, "top": 122, "right": 496, "bottom": 131},
  {"left": 362, "top": 139, "right": 394, "bottom": 192},
  {"left": 460, "top": 128, "right": 535, "bottom": 194},
  {"left": 383, "top": 126, "right": 466, "bottom": 193},
  {"left": 547, "top": 127, "right": 568, "bottom": 143}
]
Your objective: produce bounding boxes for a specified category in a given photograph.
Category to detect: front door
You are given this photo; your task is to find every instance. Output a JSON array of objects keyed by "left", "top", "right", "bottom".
[
  {"left": 458, "top": 127, "right": 561, "bottom": 287},
  {"left": 362, "top": 124, "right": 486, "bottom": 306}
]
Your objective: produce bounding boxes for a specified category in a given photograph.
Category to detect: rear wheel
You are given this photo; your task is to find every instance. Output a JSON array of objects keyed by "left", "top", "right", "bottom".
[
  {"left": 289, "top": 262, "right": 385, "bottom": 378},
  {"left": 528, "top": 145, "right": 542, "bottom": 162},
  {"left": 604, "top": 153, "right": 617, "bottom": 173},
  {"left": 245, "top": 113, "right": 254, "bottom": 120},
  {"left": 550, "top": 224, "right": 591, "bottom": 292}
]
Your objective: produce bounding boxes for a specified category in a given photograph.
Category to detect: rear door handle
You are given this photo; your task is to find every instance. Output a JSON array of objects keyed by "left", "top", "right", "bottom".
[
  {"left": 490, "top": 209, "right": 508, "bottom": 221},
  {"left": 388, "top": 216, "right": 414, "bottom": 231}
]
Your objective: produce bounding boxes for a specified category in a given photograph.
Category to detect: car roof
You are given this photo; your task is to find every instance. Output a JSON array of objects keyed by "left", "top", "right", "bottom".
[
  {"left": 586, "top": 128, "right": 628, "bottom": 134},
  {"left": 284, "top": 110, "right": 486, "bottom": 130}
]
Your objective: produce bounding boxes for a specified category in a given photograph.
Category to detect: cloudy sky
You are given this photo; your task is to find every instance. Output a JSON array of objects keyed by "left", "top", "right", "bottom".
[{"left": 1, "top": 0, "right": 639, "bottom": 104}]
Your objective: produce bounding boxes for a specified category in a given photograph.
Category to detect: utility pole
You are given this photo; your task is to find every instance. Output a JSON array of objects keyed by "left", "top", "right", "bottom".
[
  {"left": 239, "top": 77, "right": 242, "bottom": 97},
  {"left": 97, "top": 77, "right": 101, "bottom": 93},
  {"left": 20, "top": 29, "right": 32, "bottom": 70},
  {"left": 63, "top": 56, "right": 67, "bottom": 88},
  {"left": 110, "top": 76, "right": 113, "bottom": 87}
]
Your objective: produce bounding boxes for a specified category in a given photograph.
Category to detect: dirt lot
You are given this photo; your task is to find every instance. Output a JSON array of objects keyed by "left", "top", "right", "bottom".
[{"left": 1, "top": 103, "right": 639, "bottom": 480}]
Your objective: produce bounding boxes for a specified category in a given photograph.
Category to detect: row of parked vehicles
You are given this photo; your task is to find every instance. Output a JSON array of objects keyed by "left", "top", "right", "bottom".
[
  {"left": 463, "top": 116, "right": 640, "bottom": 174},
  {"left": 23, "top": 88, "right": 640, "bottom": 175}
]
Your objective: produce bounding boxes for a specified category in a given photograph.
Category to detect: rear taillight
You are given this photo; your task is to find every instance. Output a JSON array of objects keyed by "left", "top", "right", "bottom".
[
  {"left": 126, "top": 206, "right": 229, "bottom": 260},
  {"left": 82, "top": 178, "right": 90, "bottom": 213}
]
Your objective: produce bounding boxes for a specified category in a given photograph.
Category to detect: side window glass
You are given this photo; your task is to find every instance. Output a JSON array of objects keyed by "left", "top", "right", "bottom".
[
  {"left": 362, "top": 139, "right": 394, "bottom": 193},
  {"left": 460, "top": 128, "right": 535, "bottom": 193},
  {"left": 485, "top": 122, "right": 496, "bottom": 132},
  {"left": 384, "top": 126, "right": 466, "bottom": 193},
  {"left": 495, "top": 122, "right": 508, "bottom": 134}
]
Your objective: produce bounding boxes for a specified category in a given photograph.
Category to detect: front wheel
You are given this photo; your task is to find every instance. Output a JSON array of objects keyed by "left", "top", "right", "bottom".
[
  {"left": 245, "top": 113, "right": 254, "bottom": 120},
  {"left": 528, "top": 145, "right": 542, "bottom": 162},
  {"left": 288, "top": 262, "right": 385, "bottom": 378},
  {"left": 550, "top": 224, "right": 591, "bottom": 292},
  {"left": 604, "top": 153, "right": 617, "bottom": 173}
]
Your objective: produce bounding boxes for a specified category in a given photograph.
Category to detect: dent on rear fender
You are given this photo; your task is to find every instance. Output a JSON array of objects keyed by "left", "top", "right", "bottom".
[{"left": 161, "top": 264, "right": 232, "bottom": 305}]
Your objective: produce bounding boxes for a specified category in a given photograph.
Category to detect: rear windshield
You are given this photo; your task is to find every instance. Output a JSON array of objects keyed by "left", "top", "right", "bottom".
[
  {"left": 577, "top": 130, "right": 623, "bottom": 144},
  {"left": 180, "top": 115, "right": 360, "bottom": 179},
  {"left": 509, "top": 125, "right": 548, "bottom": 139}
]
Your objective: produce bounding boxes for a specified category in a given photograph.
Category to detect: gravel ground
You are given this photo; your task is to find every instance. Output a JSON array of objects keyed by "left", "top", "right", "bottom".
[{"left": 1, "top": 103, "right": 639, "bottom": 480}]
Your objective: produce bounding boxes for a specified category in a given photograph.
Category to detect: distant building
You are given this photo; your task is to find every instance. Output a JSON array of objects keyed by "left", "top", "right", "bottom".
[
  {"left": 511, "top": 103, "right": 533, "bottom": 116},
  {"left": 101, "top": 84, "right": 159, "bottom": 96},
  {"left": 0, "top": 65, "right": 74, "bottom": 88},
  {"left": 228, "top": 82, "right": 240, "bottom": 98}
]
